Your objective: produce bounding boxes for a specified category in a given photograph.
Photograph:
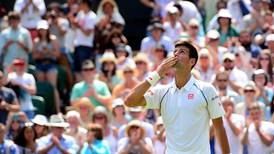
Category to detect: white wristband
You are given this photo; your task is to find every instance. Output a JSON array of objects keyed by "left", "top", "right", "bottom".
[{"left": 146, "top": 71, "right": 161, "bottom": 86}]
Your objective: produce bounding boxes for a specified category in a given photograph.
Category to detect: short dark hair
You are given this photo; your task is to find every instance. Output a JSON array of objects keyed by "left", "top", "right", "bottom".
[
  {"left": 80, "top": 0, "right": 92, "bottom": 9},
  {"left": 8, "top": 11, "right": 20, "bottom": 20},
  {"left": 175, "top": 40, "right": 198, "bottom": 68}
]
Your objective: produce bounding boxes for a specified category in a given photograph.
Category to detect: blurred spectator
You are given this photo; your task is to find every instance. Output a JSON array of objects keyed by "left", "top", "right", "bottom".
[
  {"left": 207, "top": 0, "right": 227, "bottom": 31},
  {"left": 115, "top": 44, "right": 135, "bottom": 71},
  {"left": 152, "top": 117, "right": 165, "bottom": 154},
  {"left": 0, "top": 70, "right": 20, "bottom": 124},
  {"left": 65, "top": 110, "right": 87, "bottom": 150},
  {"left": 111, "top": 98, "right": 129, "bottom": 129},
  {"left": 112, "top": 64, "right": 139, "bottom": 99},
  {"left": 6, "top": 112, "right": 27, "bottom": 140},
  {"left": 32, "top": 19, "right": 61, "bottom": 113},
  {"left": 241, "top": 102, "right": 274, "bottom": 154},
  {"left": 133, "top": 53, "right": 150, "bottom": 82},
  {"left": 205, "top": 30, "right": 227, "bottom": 70},
  {"left": 31, "top": 114, "right": 48, "bottom": 139},
  {"left": 265, "top": 34, "right": 274, "bottom": 55},
  {"left": 213, "top": 70, "right": 241, "bottom": 103},
  {"left": 72, "top": 0, "right": 97, "bottom": 82},
  {"left": 105, "top": 31, "right": 128, "bottom": 52},
  {"left": 151, "top": 44, "right": 168, "bottom": 71},
  {"left": 92, "top": 106, "right": 118, "bottom": 154},
  {"left": 117, "top": 120, "right": 153, "bottom": 154},
  {"left": 118, "top": 107, "right": 154, "bottom": 139},
  {"left": 214, "top": 96, "right": 245, "bottom": 154},
  {"left": 13, "top": 122, "right": 37, "bottom": 153},
  {"left": 0, "top": 123, "right": 18, "bottom": 154},
  {"left": 163, "top": 6, "right": 184, "bottom": 42},
  {"left": 217, "top": 9, "right": 239, "bottom": 46},
  {"left": 98, "top": 52, "right": 121, "bottom": 92},
  {"left": 196, "top": 48, "right": 215, "bottom": 82},
  {"left": 238, "top": 30, "right": 261, "bottom": 58},
  {"left": 36, "top": 114, "right": 78, "bottom": 154},
  {"left": 13, "top": 0, "right": 46, "bottom": 39},
  {"left": 7, "top": 58, "right": 36, "bottom": 119},
  {"left": 257, "top": 49, "right": 273, "bottom": 85},
  {"left": 61, "top": 0, "right": 79, "bottom": 16},
  {"left": 140, "top": 22, "right": 174, "bottom": 62},
  {"left": 221, "top": 52, "right": 248, "bottom": 93},
  {"left": 70, "top": 60, "right": 112, "bottom": 109},
  {"left": 235, "top": 81, "right": 265, "bottom": 117},
  {"left": 80, "top": 123, "right": 111, "bottom": 154},
  {"left": 0, "top": 11, "right": 32, "bottom": 73},
  {"left": 71, "top": 97, "right": 94, "bottom": 128},
  {"left": 187, "top": 18, "right": 205, "bottom": 48}
]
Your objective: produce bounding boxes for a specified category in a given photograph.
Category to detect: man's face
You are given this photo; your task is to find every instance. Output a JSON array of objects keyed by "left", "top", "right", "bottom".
[
  {"left": 9, "top": 17, "right": 20, "bottom": 29},
  {"left": 239, "top": 32, "right": 251, "bottom": 45},
  {"left": 249, "top": 108, "right": 261, "bottom": 121},
  {"left": 173, "top": 46, "right": 195, "bottom": 69},
  {"left": 151, "top": 28, "right": 162, "bottom": 40},
  {"left": 82, "top": 67, "right": 96, "bottom": 81},
  {"left": 223, "top": 58, "right": 234, "bottom": 71},
  {"left": 51, "top": 127, "right": 64, "bottom": 138},
  {"left": 216, "top": 74, "right": 228, "bottom": 90}
]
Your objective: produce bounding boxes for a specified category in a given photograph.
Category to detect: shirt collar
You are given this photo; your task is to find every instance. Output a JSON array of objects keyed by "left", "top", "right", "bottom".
[{"left": 171, "top": 75, "right": 196, "bottom": 92}]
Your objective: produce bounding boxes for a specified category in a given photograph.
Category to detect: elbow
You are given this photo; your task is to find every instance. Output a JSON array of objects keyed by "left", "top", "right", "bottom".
[{"left": 124, "top": 95, "right": 137, "bottom": 107}]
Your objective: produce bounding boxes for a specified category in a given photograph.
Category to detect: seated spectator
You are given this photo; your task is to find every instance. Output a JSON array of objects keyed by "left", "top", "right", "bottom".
[
  {"left": 92, "top": 106, "right": 118, "bottom": 154},
  {"left": 257, "top": 49, "right": 273, "bottom": 86},
  {"left": 0, "top": 11, "right": 32, "bottom": 73},
  {"left": 65, "top": 110, "right": 87, "bottom": 149},
  {"left": 104, "top": 31, "right": 128, "bottom": 52},
  {"left": 214, "top": 96, "right": 245, "bottom": 154},
  {"left": 70, "top": 60, "right": 112, "bottom": 109},
  {"left": 187, "top": 18, "right": 205, "bottom": 48},
  {"left": 31, "top": 114, "right": 48, "bottom": 139},
  {"left": 114, "top": 44, "right": 135, "bottom": 71},
  {"left": 133, "top": 53, "right": 150, "bottom": 82},
  {"left": 0, "top": 123, "right": 18, "bottom": 153},
  {"left": 196, "top": 48, "right": 215, "bottom": 82},
  {"left": 238, "top": 30, "right": 261, "bottom": 58},
  {"left": 13, "top": 122, "right": 37, "bottom": 153},
  {"left": 8, "top": 58, "right": 36, "bottom": 119},
  {"left": 235, "top": 81, "right": 265, "bottom": 118},
  {"left": 0, "top": 70, "right": 20, "bottom": 124},
  {"left": 32, "top": 20, "right": 61, "bottom": 113},
  {"left": 151, "top": 44, "right": 168, "bottom": 71},
  {"left": 80, "top": 123, "right": 111, "bottom": 154},
  {"left": 152, "top": 117, "right": 165, "bottom": 154},
  {"left": 140, "top": 22, "right": 174, "bottom": 62},
  {"left": 118, "top": 107, "right": 154, "bottom": 139},
  {"left": 6, "top": 112, "right": 27, "bottom": 140},
  {"left": 111, "top": 98, "right": 129, "bottom": 129},
  {"left": 36, "top": 114, "right": 78, "bottom": 154},
  {"left": 112, "top": 64, "right": 139, "bottom": 99},
  {"left": 98, "top": 52, "right": 122, "bottom": 92},
  {"left": 241, "top": 103, "right": 274, "bottom": 154},
  {"left": 117, "top": 120, "right": 153, "bottom": 154}
]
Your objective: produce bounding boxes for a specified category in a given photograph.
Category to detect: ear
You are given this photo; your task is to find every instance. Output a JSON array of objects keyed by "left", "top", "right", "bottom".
[{"left": 190, "top": 58, "right": 196, "bottom": 67}]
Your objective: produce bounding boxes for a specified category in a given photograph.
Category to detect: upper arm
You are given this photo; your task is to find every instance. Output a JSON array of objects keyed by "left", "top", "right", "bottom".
[{"left": 205, "top": 85, "right": 225, "bottom": 119}]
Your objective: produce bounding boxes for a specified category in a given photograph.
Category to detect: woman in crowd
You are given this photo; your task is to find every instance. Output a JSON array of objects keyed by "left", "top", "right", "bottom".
[
  {"left": 111, "top": 98, "right": 129, "bottom": 128},
  {"left": 152, "top": 117, "right": 165, "bottom": 154},
  {"left": 257, "top": 49, "right": 273, "bottom": 86},
  {"left": 133, "top": 53, "right": 150, "bottom": 82},
  {"left": 13, "top": 122, "right": 37, "bottom": 153},
  {"left": 32, "top": 20, "right": 61, "bottom": 113},
  {"left": 6, "top": 112, "right": 26, "bottom": 140},
  {"left": 92, "top": 106, "right": 118, "bottom": 154},
  {"left": 31, "top": 114, "right": 48, "bottom": 139},
  {"left": 98, "top": 52, "right": 121, "bottom": 92},
  {"left": 80, "top": 123, "right": 110, "bottom": 154},
  {"left": 72, "top": 97, "right": 94, "bottom": 128}
]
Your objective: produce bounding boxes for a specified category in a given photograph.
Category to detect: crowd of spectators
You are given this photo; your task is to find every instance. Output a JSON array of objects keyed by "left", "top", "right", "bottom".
[{"left": 0, "top": 0, "right": 273, "bottom": 153}]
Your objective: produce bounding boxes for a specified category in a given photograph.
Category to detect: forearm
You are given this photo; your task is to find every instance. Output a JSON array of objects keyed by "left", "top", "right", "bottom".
[
  {"left": 228, "top": 81, "right": 242, "bottom": 93},
  {"left": 79, "top": 27, "right": 92, "bottom": 36},
  {"left": 118, "top": 144, "right": 132, "bottom": 154},
  {"left": 58, "top": 145, "right": 71, "bottom": 154},
  {"left": 94, "top": 95, "right": 111, "bottom": 106},
  {"left": 257, "top": 130, "right": 273, "bottom": 146},
  {"left": 213, "top": 118, "right": 230, "bottom": 153},
  {"left": 138, "top": 140, "right": 152, "bottom": 154},
  {"left": 21, "top": 84, "right": 36, "bottom": 95},
  {"left": 125, "top": 80, "right": 151, "bottom": 107},
  {"left": 241, "top": 127, "right": 249, "bottom": 145}
]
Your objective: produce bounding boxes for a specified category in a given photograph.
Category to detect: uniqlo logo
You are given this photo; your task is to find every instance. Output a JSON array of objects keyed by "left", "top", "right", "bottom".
[{"left": 188, "top": 93, "right": 194, "bottom": 100}]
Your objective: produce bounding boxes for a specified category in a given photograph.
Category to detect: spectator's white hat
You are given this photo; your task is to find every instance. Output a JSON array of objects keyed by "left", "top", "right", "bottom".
[
  {"left": 265, "top": 34, "right": 274, "bottom": 42},
  {"left": 100, "top": 52, "right": 117, "bottom": 64},
  {"left": 167, "top": 6, "right": 179, "bottom": 14},
  {"left": 217, "top": 9, "right": 232, "bottom": 19},
  {"left": 37, "top": 20, "right": 49, "bottom": 30},
  {"left": 206, "top": 30, "right": 220, "bottom": 39},
  {"left": 31, "top": 114, "right": 48, "bottom": 126},
  {"left": 222, "top": 52, "right": 235, "bottom": 61},
  {"left": 112, "top": 98, "right": 124, "bottom": 109},
  {"left": 48, "top": 114, "right": 69, "bottom": 127},
  {"left": 188, "top": 18, "right": 199, "bottom": 26}
]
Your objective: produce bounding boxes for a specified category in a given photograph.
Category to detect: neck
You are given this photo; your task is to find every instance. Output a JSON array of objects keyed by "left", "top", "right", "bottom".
[
  {"left": 201, "top": 66, "right": 208, "bottom": 72},
  {"left": 175, "top": 71, "right": 191, "bottom": 89}
]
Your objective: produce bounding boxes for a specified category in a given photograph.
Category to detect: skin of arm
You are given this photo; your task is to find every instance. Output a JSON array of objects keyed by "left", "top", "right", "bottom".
[
  {"left": 37, "top": 143, "right": 55, "bottom": 154},
  {"left": 212, "top": 117, "right": 230, "bottom": 154}
]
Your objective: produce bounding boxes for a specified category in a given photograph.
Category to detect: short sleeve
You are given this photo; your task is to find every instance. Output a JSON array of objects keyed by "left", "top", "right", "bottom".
[
  {"left": 205, "top": 84, "right": 225, "bottom": 119},
  {"left": 85, "top": 12, "right": 96, "bottom": 29},
  {"left": 70, "top": 85, "right": 80, "bottom": 101},
  {"left": 144, "top": 86, "right": 167, "bottom": 109}
]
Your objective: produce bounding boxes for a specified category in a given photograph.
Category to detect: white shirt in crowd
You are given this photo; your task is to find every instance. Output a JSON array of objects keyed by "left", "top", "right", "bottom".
[
  {"left": 247, "top": 121, "right": 274, "bottom": 154},
  {"left": 163, "top": 21, "right": 184, "bottom": 42},
  {"left": 14, "top": 0, "right": 46, "bottom": 29},
  {"left": 8, "top": 72, "right": 36, "bottom": 112},
  {"left": 74, "top": 10, "right": 97, "bottom": 47},
  {"left": 215, "top": 114, "right": 245, "bottom": 154},
  {"left": 144, "top": 76, "right": 225, "bottom": 154},
  {"left": 140, "top": 35, "right": 174, "bottom": 61}
]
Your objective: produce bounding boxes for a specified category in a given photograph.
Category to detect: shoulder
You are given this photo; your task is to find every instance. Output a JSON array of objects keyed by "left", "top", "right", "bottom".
[
  {"left": 87, "top": 11, "right": 97, "bottom": 18},
  {"left": 72, "top": 81, "right": 85, "bottom": 89},
  {"left": 94, "top": 80, "right": 108, "bottom": 87},
  {"left": 141, "top": 37, "right": 151, "bottom": 44},
  {"left": 194, "top": 79, "right": 216, "bottom": 91}
]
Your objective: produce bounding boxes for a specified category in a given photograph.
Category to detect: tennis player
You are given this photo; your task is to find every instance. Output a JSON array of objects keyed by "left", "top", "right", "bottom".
[{"left": 125, "top": 40, "right": 230, "bottom": 153}]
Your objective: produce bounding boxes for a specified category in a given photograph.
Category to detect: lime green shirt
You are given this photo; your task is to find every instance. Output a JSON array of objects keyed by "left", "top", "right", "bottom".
[{"left": 70, "top": 80, "right": 111, "bottom": 106}]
